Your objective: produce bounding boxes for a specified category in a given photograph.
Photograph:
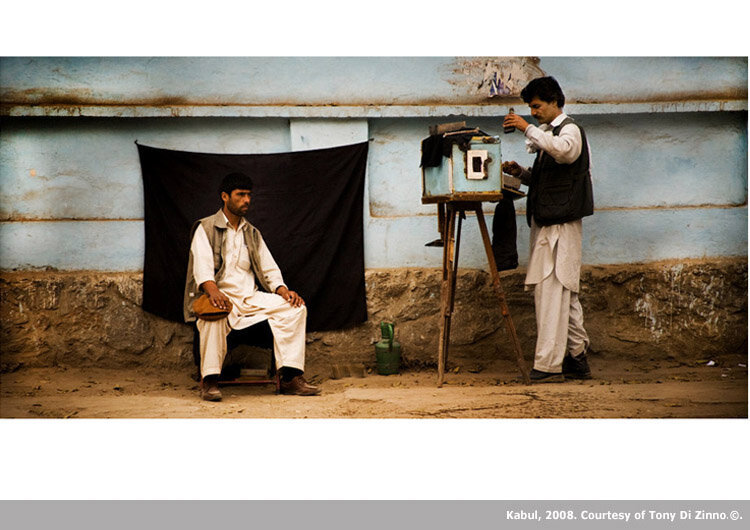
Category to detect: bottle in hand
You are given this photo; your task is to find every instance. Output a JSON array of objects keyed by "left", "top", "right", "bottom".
[{"left": 504, "top": 108, "right": 515, "bottom": 134}]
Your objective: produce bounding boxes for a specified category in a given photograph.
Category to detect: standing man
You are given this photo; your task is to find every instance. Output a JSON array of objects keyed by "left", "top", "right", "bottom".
[
  {"left": 502, "top": 76, "right": 594, "bottom": 382},
  {"left": 184, "top": 172, "right": 321, "bottom": 400}
]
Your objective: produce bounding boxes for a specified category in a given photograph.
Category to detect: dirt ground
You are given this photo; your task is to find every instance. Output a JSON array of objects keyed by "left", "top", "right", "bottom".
[{"left": 1, "top": 352, "right": 746, "bottom": 419}]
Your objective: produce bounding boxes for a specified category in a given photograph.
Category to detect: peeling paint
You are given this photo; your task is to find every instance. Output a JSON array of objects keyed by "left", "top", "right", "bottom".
[{"left": 451, "top": 57, "right": 546, "bottom": 98}]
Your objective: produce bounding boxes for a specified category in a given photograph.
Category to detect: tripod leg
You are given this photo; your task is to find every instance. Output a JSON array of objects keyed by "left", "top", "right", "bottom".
[
  {"left": 437, "top": 205, "right": 457, "bottom": 387},
  {"left": 475, "top": 205, "right": 531, "bottom": 385},
  {"left": 444, "top": 209, "right": 463, "bottom": 370},
  {"left": 450, "top": 211, "right": 463, "bottom": 314},
  {"left": 438, "top": 202, "right": 446, "bottom": 241}
]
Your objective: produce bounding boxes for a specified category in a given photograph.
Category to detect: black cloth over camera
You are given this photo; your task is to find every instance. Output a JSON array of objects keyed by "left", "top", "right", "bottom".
[
  {"left": 491, "top": 195, "right": 519, "bottom": 272},
  {"left": 419, "top": 128, "right": 490, "bottom": 168}
]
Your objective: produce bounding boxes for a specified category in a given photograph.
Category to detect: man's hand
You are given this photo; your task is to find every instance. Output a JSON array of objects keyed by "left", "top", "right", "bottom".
[
  {"left": 502, "top": 160, "right": 524, "bottom": 177},
  {"left": 503, "top": 112, "right": 530, "bottom": 133},
  {"left": 276, "top": 286, "right": 305, "bottom": 308},
  {"left": 200, "top": 281, "right": 231, "bottom": 311}
]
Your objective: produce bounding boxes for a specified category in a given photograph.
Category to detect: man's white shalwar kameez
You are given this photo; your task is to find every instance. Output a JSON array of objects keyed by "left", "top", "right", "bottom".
[
  {"left": 522, "top": 114, "right": 590, "bottom": 373},
  {"left": 191, "top": 212, "right": 306, "bottom": 377}
]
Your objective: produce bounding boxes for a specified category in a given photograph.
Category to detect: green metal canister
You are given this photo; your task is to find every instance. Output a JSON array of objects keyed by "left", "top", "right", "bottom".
[{"left": 375, "top": 321, "right": 401, "bottom": 375}]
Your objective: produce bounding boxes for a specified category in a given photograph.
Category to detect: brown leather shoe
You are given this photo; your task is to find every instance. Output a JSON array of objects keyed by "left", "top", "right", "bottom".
[
  {"left": 280, "top": 375, "right": 321, "bottom": 396},
  {"left": 200, "top": 375, "right": 222, "bottom": 401}
]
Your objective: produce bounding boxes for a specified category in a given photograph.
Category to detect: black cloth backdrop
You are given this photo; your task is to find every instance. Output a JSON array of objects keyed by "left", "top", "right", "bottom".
[{"left": 137, "top": 141, "right": 368, "bottom": 331}]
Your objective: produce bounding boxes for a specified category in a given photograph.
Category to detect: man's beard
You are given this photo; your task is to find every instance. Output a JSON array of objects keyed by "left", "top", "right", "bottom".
[{"left": 227, "top": 202, "right": 248, "bottom": 217}]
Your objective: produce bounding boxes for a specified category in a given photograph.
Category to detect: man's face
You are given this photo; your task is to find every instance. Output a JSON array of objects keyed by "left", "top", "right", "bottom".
[
  {"left": 528, "top": 97, "right": 561, "bottom": 125},
  {"left": 222, "top": 188, "right": 252, "bottom": 217}
]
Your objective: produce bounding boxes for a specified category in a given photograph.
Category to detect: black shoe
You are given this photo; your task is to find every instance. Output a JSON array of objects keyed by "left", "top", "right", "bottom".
[
  {"left": 496, "top": 258, "right": 518, "bottom": 272},
  {"left": 529, "top": 369, "right": 564, "bottom": 383},
  {"left": 562, "top": 352, "right": 592, "bottom": 379}
]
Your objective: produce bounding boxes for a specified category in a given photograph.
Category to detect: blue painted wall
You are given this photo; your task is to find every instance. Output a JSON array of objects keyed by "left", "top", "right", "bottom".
[
  {"left": 2, "top": 57, "right": 745, "bottom": 106},
  {"left": 0, "top": 57, "right": 747, "bottom": 270}
]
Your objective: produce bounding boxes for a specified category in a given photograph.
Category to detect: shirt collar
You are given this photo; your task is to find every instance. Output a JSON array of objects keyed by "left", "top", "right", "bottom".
[{"left": 549, "top": 112, "right": 568, "bottom": 127}]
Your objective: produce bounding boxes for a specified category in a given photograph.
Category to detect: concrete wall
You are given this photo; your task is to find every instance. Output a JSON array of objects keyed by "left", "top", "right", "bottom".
[
  {"left": 1, "top": 57, "right": 747, "bottom": 271},
  {"left": 1, "top": 56, "right": 746, "bottom": 370},
  {"left": 2, "top": 57, "right": 745, "bottom": 108},
  {"left": 2, "top": 259, "right": 747, "bottom": 372}
]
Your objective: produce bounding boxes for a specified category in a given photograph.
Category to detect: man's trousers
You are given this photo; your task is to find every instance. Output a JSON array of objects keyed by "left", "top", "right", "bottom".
[
  {"left": 196, "top": 304, "right": 307, "bottom": 378},
  {"left": 532, "top": 270, "right": 589, "bottom": 373}
]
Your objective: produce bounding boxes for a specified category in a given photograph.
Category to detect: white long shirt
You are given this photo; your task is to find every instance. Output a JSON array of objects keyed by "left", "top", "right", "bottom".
[
  {"left": 521, "top": 113, "right": 588, "bottom": 293},
  {"left": 523, "top": 113, "right": 583, "bottom": 163},
  {"left": 190, "top": 212, "right": 288, "bottom": 328}
]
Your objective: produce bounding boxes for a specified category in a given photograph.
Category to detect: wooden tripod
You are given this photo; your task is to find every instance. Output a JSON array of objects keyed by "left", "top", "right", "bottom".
[{"left": 436, "top": 201, "right": 531, "bottom": 386}]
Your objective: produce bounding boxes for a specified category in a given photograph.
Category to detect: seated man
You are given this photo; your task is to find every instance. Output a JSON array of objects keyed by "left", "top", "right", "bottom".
[{"left": 184, "top": 172, "right": 321, "bottom": 400}]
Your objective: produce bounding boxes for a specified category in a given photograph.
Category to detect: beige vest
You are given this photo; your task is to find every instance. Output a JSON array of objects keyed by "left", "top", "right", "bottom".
[{"left": 183, "top": 209, "right": 272, "bottom": 322}]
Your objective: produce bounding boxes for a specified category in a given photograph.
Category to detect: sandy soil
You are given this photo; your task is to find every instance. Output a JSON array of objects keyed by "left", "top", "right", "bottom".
[{"left": 1, "top": 353, "right": 746, "bottom": 419}]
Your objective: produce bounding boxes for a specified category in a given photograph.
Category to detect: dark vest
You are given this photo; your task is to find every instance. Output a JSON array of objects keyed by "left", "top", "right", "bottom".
[{"left": 526, "top": 117, "right": 594, "bottom": 227}]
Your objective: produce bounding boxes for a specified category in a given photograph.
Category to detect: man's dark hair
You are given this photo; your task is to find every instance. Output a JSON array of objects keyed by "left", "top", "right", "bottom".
[
  {"left": 521, "top": 76, "right": 565, "bottom": 108},
  {"left": 220, "top": 172, "right": 254, "bottom": 196}
]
